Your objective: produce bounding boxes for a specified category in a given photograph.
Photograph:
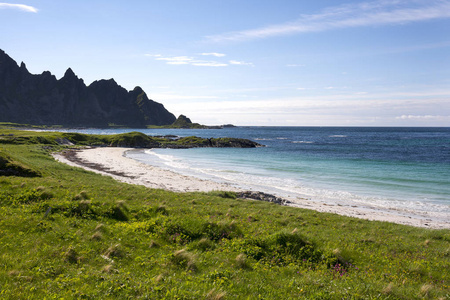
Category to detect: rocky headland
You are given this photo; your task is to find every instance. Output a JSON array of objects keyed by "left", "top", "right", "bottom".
[{"left": 0, "top": 49, "right": 176, "bottom": 127}]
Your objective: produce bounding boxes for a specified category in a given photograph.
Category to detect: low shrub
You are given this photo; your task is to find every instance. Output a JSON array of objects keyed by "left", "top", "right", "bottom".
[
  {"left": 170, "top": 249, "right": 197, "bottom": 272},
  {"left": 63, "top": 246, "right": 79, "bottom": 264},
  {"left": 102, "top": 202, "right": 129, "bottom": 221},
  {"left": 104, "top": 244, "right": 125, "bottom": 259},
  {"left": 201, "top": 221, "right": 242, "bottom": 241},
  {"left": 235, "top": 253, "right": 251, "bottom": 270},
  {"left": 191, "top": 238, "right": 215, "bottom": 252}
]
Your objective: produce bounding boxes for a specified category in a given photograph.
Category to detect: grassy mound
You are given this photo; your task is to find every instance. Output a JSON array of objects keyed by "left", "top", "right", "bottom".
[{"left": 0, "top": 150, "right": 40, "bottom": 177}]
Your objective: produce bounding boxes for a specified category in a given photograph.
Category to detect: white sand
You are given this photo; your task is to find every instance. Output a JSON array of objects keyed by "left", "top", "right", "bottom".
[
  {"left": 53, "top": 147, "right": 239, "bottom": 193},
  {"left": 53, "top": 147, "right": 450, "bottom": 229}
]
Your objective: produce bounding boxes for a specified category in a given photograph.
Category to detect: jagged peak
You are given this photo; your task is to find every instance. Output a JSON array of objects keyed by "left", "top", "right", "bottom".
[
  {"left": 133, "top": 86, "right": 144, "bottom": 94},
  {"left": 41, "top": 70, "right": 56, "bottom": 80},
  {"left": 0, "top": 48, "right": 177, "bottom": 126},
  {"left": 60, "top": 67, "right": 86, "bottom": 85},
  {"left": 63, "top": 67, "right": 77, "bottom": 79},
  {"left": 96, "top": 78, "right": 116, "bottom": 83},
  {"left": 0, "top": 49, "right": 9, "bottom": 61},
  {"left": 0, "top": 49, "right": 20, "bottom": 67},
  {"left": 20, "top": 61, "right": 27, "bottom": 69},
  {"left": 87, "top": 78, "right": 130, "bottom": 96}
]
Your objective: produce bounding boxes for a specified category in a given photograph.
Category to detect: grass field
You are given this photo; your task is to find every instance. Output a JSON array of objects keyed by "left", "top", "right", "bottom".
[{"left": 0, "top": 128, "right": 449, "bottom": 299}]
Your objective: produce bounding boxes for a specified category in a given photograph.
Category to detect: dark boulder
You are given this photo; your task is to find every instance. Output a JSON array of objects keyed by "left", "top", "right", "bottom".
[{"left": 237, "top": 191, "right": 292, "bottom": 206}]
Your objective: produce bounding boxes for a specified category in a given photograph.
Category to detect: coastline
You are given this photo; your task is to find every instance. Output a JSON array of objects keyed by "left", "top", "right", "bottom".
[
  {"left": 53, "top": 147, "right": 450, "bottom": 229},
  {"left": 53, "top": 147, "right": 238, "bottom": 193}
]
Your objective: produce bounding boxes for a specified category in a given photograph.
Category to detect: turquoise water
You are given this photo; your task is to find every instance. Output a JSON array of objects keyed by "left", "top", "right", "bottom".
[{"left": 59, "top": 127, "right": 450, "bottom": 218}]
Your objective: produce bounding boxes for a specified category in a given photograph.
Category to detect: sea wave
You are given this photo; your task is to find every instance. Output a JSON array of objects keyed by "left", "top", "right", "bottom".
[{"left": 329, "top": 135, "right": 347, "bottom": 138}]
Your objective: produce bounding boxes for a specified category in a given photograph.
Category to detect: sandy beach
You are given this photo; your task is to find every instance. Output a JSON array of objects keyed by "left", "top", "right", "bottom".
[{"left": 53, "top": 147, "right": 450, "bottom": 229}]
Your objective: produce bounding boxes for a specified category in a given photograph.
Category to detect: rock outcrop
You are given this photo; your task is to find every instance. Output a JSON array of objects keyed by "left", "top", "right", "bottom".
[
  {"left": 169, "top": 114, "right": 237, "bottom": 129},
  {"left": 164, "top": 136, "right": 264, "bottom": 149},
  {"left": 237, "top": 191, "right": 292, "bottom": 206},
  {"left": 171, "top": 115, "right": 196, "bottom": 128},
  {"left": 0, "top": 49, "right": 176, "bottom": 127}
]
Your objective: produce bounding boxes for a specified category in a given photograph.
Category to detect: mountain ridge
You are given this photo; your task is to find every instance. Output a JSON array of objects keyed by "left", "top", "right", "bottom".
[{"left": 0, "top": 50, "right": 176, "bottom": 127}]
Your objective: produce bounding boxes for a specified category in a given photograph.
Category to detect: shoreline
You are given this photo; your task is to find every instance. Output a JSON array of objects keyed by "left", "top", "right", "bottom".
[
  {"left": 53, "top": 147, "right": 450, "bottom": 229},
  {"left": 54, "top": 147, "right": 239, "bottom": 193}
]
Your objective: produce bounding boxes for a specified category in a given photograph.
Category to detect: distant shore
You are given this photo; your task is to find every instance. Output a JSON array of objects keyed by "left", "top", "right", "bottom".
[{"left": 53, "top": 147, "right": 450, "bottom": 229}]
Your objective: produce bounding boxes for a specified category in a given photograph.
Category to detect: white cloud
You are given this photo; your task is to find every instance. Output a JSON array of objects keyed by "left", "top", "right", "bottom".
[
  {"left": 200, "top": 52, "right": 226, "bottom": 57},
  {"left": 146, "top": 53, "right": 253, "bottom": 67},
  {"left": 159, "top": 87, "right": 450, "bottom": 126},
  {"left": 166, "top": 61, "right": 190, "bottom": 65},
  {"left": 396, "top": 115, "right": 448, "bottom": 120},
  {"left": 191, "top": 61, "right": 228, "bottom": 67},
  {"left": 0, "top": 3, "right": 38, "bottom": 13},
  {"left": 229, "top": 60, "right": 254, "bottom": 66},
  {"left": 156, "top": 56, "right": 194, "bottom": 63},
  {"left": 206, "top": 0, "right": 450, "bottom": 42},
  {"left": 154, "top": 55, "right": 227, "bottom": 66}
]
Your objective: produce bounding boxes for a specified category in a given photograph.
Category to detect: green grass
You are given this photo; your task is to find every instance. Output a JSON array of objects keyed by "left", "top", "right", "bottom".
[{"left": 0, "top": 130, "right": 449, "bottom": 299}]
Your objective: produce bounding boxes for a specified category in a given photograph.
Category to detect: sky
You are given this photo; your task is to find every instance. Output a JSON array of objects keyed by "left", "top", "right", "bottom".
[{"left": 1, "top": 0, "right": 449, "bottom": 126}]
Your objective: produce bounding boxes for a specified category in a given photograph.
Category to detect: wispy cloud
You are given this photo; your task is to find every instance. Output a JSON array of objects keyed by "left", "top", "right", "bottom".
[
  {"left": 157, "top": 86, "right": 450, "bottom": 125},
  {"left": 200, "top": 52, "right": 226, "bottom": 57},
  {"left": 395, "top": 114, "right": 449, "bottom": 120},
  {"left": 206, "top": 0, "right": 450, "bottom": 43},
  {"left": 145, "top": 53, "right": 253, "bottom": 67},
  {"left": 192, "top": 61, "right": 228, "bottom": 67},
  {"left": 153, "top": 55, "right": 227, "bottom": 67},
  {"left": 156, "top": 56, "right": 194, "bottom": 65},
  {"left": 229, "top": 60, "right": 254, "bottom": 66},
  {"left": 0, "top": 3, "right": 38, "bottom": 13}
]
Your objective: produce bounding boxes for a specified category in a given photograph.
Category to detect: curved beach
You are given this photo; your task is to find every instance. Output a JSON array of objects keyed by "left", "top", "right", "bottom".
[{"left": 53, "top": 147, "right": 450, "bottom": 229}]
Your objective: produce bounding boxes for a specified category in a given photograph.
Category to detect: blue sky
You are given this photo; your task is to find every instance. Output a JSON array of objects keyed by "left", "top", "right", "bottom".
[{"left": 1, "top": 0, "right": 449, "bottom": 126}]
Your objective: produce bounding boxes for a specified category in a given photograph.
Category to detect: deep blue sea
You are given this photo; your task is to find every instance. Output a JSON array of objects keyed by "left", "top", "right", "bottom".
[{"left": 58, "top": 127, "right": 450, "bottom": 220}]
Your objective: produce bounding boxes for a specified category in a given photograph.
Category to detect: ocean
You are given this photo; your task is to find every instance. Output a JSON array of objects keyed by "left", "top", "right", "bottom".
[{"left": 60, "top": 127, "right": 450, "bottom": 222}]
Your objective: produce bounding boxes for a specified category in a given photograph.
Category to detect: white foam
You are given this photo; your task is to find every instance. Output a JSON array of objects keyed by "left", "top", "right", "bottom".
[{"left": 142, "top": 149, "right": 190, "bottom": 170}]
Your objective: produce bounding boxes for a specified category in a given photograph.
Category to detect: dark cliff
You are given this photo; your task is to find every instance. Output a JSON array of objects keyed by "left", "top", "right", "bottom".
[{"left": 0, "top": 49, "right": 176, "bottom": 127}]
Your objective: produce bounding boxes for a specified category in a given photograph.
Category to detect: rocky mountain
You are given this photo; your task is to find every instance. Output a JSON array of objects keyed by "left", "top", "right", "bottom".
[{"left": 0, "top": 49, "right": 176, "bottom": 127}]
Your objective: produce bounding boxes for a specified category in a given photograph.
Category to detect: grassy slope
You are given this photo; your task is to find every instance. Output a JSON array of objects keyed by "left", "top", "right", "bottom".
[{"left": 0, "top": 129, "right": 449, "bottom": 299}]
